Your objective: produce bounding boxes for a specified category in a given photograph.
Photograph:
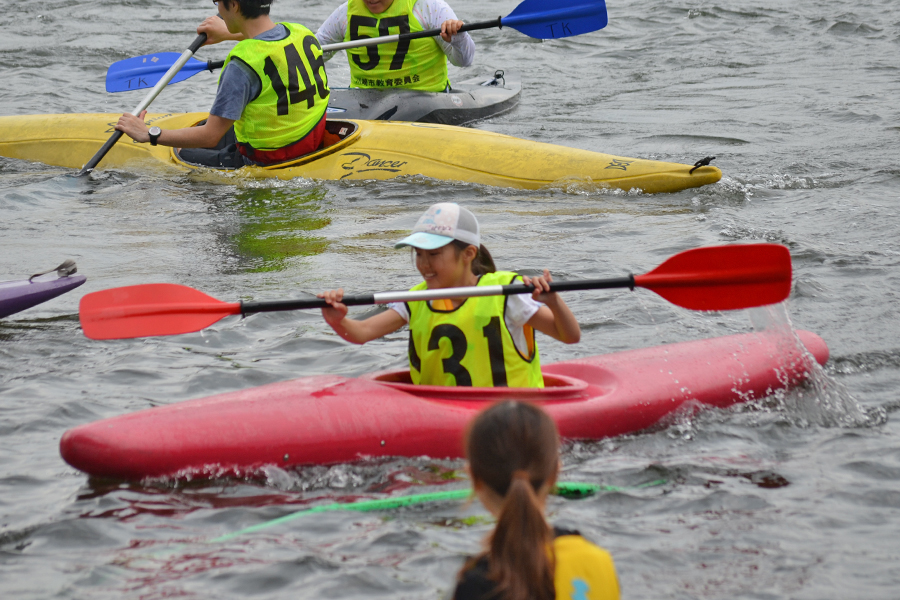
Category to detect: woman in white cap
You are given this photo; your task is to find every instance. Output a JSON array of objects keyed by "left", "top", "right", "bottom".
[{"left": 318, "top": 203, "right": 580, "bottom": 388}]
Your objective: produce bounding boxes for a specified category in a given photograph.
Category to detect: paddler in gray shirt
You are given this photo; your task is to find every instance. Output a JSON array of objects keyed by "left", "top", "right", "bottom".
[{"left": 116, "top": 0, "right": 330, "bottom": 168}]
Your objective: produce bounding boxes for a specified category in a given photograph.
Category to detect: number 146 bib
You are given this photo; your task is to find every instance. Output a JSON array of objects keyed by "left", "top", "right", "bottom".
[{"left": 223, "top": 22, "right": 329, "bottom": 149}]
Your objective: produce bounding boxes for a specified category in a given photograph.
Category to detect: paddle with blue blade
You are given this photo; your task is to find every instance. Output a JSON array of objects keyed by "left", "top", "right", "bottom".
[
  {"left": 105, "top": 52, "right": 220, "bottom": 93},
  {"left": 79, "top": 244, "right": 792, "bottom": 340},
  {"left": 78, "top": 33, "right": 208, "bottom": 176},
  {"left": 105, "top": 0, "right": 609, "bottom": 93}
]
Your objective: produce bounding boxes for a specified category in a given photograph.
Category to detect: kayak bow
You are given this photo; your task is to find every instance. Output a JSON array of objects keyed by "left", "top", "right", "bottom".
[{"left": 0, "top": 272, "right": 86, "bottom": 319}]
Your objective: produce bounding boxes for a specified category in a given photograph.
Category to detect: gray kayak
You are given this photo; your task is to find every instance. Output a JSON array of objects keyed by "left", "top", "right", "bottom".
[{"left": 325, "top": 70, "right": 520, "bottom": 126}]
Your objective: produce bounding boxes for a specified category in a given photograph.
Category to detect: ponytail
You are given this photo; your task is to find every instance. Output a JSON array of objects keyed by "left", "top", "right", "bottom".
[
  {"left": 462, "top": 402, "right": 560, "bottom": 600},
  {"left": 473, "top": 244, "right": 496, "bottom": 276},
  {"left": 487, "top": 471, "right": 555, "bottom": 600}
]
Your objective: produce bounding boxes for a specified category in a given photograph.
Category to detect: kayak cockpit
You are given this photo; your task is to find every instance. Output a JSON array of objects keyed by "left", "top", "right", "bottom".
[
  {"left": 266, "top": 120, "right": 361, "bottom": 169},
  {"left": 172, "top": 119, "right": 360, "bottom": 171},
  {"left": 362, "top": 369, "right": 590, "bottom": 402}
]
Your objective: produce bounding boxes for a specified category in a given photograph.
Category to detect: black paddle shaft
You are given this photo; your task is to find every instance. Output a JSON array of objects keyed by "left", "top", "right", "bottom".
[
  {"left": 239, "top": 275, "right": 635, "bottom": 316},
  {"left": 401, "top": 17, "right": 504, "bottom": 41}
]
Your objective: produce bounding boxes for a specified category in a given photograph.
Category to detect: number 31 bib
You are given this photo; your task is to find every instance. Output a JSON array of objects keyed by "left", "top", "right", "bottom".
[{"left": 406, "top": 271, "right": 544, "bottom": 388}]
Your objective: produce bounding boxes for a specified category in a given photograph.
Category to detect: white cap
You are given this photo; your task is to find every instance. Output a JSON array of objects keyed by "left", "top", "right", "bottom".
[{"left": 394, "top": 203, "right": 480, "bottom": 250}]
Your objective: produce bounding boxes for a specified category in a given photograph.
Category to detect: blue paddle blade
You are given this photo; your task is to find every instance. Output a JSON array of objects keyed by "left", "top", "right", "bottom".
[
  {"left": 105, "top": 53, "right": 210, "bottom": 93},
  {"left": 502, "top": 0, "right": 608, "bottom": 39}
]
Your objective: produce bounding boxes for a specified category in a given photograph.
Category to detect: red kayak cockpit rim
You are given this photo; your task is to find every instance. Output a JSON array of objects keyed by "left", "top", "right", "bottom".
[{"left": 361, "top": 369, "right": 590, "bottom": 402}]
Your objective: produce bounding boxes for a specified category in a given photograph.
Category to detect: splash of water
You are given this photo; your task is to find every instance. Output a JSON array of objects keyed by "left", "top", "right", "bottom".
[{"left": 747, "top": 303, "right": 885, "bottom": 428}]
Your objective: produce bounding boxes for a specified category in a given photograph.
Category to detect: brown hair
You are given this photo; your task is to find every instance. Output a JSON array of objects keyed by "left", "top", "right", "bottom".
[
  {"left": 221, "top": 0, "right": 272, "bottom": 18},
  {"left": 462, "top": 401, "right": 560, "bottom": 600},
  {"left": 451, "top": 240, "right": 496, "bottom": 276}
]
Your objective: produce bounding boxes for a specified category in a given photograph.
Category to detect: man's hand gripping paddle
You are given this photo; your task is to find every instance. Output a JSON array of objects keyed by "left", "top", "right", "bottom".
[{"left": 78, "top": 33, "right": 209, "bottom": 176}]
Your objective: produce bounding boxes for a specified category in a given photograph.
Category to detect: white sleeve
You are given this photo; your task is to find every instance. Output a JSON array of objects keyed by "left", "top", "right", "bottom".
[
  {"left": 388, "top": 301, "right": 410, "bottom": 323},
  {"left": 413, "top": 0, "right": 475, "bottom": 67},
  {"left": 316, "top": 3, "right": 349, "bottom": 60},
  {"left": 505, "top": 293, "right": 542, "bottom": 328}
]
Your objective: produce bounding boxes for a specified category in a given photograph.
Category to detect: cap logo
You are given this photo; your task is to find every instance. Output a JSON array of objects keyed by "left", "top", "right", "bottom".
[
  {"left": 415, "top": 207, "right": 457, "bottom": 235},
  {"left": 395, "top": 203, "right": 479, "bottom": 249}
]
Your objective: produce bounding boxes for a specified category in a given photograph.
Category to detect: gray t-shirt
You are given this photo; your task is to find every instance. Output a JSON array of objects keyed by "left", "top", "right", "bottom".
[{"left": 209, "top": 24, "right": 290, "bottom": 122}]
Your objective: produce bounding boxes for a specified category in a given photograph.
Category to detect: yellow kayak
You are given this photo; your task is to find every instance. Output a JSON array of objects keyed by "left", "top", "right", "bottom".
[{"left": 0, "top": 113, "right": 721, "bottom": 193}]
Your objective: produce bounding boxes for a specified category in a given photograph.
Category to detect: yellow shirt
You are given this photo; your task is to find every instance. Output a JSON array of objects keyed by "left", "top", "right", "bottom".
[
  {"left": 223, "top": 22, "right": 329, "bottom": 149},
  {"left": 453, "top": 529, "right": 620, "bottom": 600}
]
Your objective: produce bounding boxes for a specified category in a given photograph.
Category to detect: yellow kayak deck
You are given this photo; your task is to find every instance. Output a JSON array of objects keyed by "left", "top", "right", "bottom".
[{"left": 0, "top": 113, "right": 721, "bottom": 193}]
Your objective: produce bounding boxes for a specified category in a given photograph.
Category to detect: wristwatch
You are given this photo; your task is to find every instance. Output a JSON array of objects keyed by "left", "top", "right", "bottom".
[{"left": 148, "top": 126, "right": 162, "bottom": 146}]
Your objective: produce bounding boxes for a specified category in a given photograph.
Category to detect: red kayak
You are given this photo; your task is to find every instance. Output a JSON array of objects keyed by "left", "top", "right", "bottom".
[{"left": 60, "top": 329, "right": 828, "bottom": 480}]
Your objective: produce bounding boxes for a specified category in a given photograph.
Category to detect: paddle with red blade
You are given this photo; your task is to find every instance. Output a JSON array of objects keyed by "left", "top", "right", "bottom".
[{"left": 79, "top": 244, "right": 791, "bottom": 340}]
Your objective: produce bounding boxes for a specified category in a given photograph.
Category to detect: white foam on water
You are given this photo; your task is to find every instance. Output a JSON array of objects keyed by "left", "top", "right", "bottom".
[{"left": 747, "top": 303, "right": 885, "bottom": 428}]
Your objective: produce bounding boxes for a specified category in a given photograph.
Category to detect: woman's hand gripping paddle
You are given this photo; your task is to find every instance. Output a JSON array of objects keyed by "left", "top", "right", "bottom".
[
  {"left": 104, "top": 0, "right": 609, "bottom": 93},
  {"left": 78, "top": 34, "right": 208, "bottom": 176},
  {"left": 79, "top": 244, "right": 792, "bottom": 340}
]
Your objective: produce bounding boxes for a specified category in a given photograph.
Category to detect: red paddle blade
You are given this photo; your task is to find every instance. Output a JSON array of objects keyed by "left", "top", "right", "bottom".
[
  {"left": 79, "top": 283, "right": 241, "bottom": 340},
  {"left": 634, "top": 244, "right": 792, "bottom": 311}
]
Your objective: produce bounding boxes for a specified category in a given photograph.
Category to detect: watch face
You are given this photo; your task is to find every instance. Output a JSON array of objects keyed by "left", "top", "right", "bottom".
[{"left": 149, "top": 126, "right": 161, "bottom": 135}]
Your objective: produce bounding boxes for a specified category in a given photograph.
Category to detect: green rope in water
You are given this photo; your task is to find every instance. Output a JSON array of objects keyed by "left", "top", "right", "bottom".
[{"left": 210, "top": 479, "right": 665, "bottom": 544}]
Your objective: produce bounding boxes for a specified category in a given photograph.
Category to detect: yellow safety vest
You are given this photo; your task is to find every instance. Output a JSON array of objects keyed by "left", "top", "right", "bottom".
[
  {"left": 222, "top": 22, "right": 329, "bottom": 149},
  {"left": 344, "top": 0, "right": 449, "bottom": 92},
  {"left": 406, "top": 271, "right": 544, "bottom": 388},
  {"left": 553, "top": 534, "right": 621, "bottom": 600}
]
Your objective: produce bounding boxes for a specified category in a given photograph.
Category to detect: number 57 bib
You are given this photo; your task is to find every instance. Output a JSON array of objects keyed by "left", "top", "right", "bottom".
[{"left": 345, "top": 0, "right": 449, "bottom": 92}]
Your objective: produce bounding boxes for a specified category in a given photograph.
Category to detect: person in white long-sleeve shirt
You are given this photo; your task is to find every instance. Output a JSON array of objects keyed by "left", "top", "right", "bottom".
[{"left": 317, "top": 0, "right": 474, "bottom": 91}]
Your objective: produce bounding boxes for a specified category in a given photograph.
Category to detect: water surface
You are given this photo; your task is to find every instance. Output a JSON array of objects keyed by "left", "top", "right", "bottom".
[{"left": 2, "top": 0, "right": 899, "bottom": 598}]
